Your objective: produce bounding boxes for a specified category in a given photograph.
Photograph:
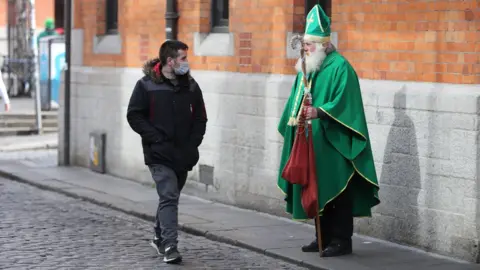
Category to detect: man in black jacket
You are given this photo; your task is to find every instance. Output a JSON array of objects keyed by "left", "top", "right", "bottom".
[{"left": 126, "top": 40, "right": 207, "bottom": 264}]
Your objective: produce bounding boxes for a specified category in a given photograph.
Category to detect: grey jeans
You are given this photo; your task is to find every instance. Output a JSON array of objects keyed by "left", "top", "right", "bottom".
[{"left": 148, "top": 164, "right": 187, "bottom": 248}]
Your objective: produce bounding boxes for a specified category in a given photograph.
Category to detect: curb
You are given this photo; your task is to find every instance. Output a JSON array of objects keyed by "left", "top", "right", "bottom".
[{"left": 0, "top": 169, "right": 325, "bottom": 270}]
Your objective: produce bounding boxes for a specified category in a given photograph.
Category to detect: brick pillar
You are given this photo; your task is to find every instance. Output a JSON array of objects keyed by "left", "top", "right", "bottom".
[{"left": 239, "top": 32, "right": 252, "bottom": 69}]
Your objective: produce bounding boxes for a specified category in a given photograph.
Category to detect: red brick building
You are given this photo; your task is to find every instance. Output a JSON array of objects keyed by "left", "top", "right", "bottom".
[
  {"left": 62, "top": 0, "right": 480, "bottom": 263},
  {"left": 72, "top": 0, "right": 479, "bottom": 83}
]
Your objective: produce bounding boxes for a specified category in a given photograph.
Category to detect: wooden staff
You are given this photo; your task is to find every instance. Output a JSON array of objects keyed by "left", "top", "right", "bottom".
[{"left": 292, "top": 34, "right": 323, "bottom": 257}]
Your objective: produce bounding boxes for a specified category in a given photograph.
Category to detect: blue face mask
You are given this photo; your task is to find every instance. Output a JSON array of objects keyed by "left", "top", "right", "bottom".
[{"left": 174, "top": 61, "right": 190, "bottom": 75}]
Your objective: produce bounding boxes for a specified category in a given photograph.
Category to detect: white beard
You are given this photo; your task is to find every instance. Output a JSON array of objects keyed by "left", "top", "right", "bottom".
[{"left": 295, "top": 47, "right": 327, "bottom": 74}]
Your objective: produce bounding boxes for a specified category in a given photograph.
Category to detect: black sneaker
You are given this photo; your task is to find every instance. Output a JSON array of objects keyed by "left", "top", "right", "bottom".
[
  {"left": 150, "top": 236, "right": 165, "bottom": 255},
  {"left": 163, "top": 245, "right": 182, "bottom": 264}
]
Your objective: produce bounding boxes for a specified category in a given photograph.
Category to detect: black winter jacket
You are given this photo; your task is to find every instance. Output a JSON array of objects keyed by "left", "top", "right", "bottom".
[{"left": 126, "top": 58, "right": 207, "bottom": 172}]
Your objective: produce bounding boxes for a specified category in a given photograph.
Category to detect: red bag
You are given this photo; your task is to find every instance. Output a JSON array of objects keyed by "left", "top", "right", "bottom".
[
  {"left": 281, "top": 123, "right": 309, "bottom": 185},
  {"left": 281, "top": 110, "right": 319, "bottom": 218}
]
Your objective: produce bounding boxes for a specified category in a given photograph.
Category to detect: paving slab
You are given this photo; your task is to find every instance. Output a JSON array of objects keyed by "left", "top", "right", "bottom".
[{"left": 0, "top": 160, "right": 478, "bottom": 270}]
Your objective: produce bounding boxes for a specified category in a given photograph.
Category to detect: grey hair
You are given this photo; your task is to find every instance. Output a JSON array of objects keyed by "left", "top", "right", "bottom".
[
  {"left": 323, "top": 42, "right": 336, "bottom": 54},
  {"left": 289, "top": 34, "right": 336, "bottom": 54},
  {"left": 290, "top": 34, "right": 304, "bottom": 50}
]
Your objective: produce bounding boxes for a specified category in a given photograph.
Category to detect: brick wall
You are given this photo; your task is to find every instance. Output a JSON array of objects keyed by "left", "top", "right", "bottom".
[
  {"left": 0, "top": 0, "right": 54, "bottom": 28},
  {"left": 78, "top": 0, "right": 479, "bottom": 84},
  {"left": 177, "top": 0, "right": 304, "bottom": 74},
  {"left": 334, "top": 1, "right": 480, "bottom": 84},
  {"left": 77, "top": 0, "right": 305, "bottom": 74}
]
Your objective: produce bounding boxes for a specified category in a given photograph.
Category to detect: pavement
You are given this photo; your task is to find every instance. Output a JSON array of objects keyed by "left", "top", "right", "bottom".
[
  {"left": 0, "top": 133, "right": 57, "bottom": 152},
  {"left": 0, "top": 178, "right": 305, "bottom": 269},
  {"left": 0, "top": 152, "right": 479, "bottom": 270},
  {"left": 7, "top": 97, "right": 46, "bottom": 113}
]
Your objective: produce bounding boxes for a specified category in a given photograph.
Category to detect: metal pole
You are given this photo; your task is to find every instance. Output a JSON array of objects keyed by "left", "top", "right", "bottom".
[
  {"left": 47, "top": 39, "right": 52, "bottom": 111},
  {"left": 64, "top": 0, "right": 72, "bottom": 165},
  {"left": 165, "top": 0, "right": 178, "bottom": 40},
  {"left": 30, "top": 0, "right": 43, "bottom": 134}
]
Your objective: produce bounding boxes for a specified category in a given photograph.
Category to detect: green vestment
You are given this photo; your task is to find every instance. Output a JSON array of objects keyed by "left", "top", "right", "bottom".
[
  {"left": 37, "top": 30, "right": 57, "bottom": 47},
  {"left": 277, "top": 51, "right": 380, "bottom": 220}
]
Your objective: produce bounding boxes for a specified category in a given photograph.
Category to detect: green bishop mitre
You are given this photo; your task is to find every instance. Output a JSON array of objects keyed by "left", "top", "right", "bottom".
[{"left": 304, "top": 4, "right": 331, "bottom": 43}]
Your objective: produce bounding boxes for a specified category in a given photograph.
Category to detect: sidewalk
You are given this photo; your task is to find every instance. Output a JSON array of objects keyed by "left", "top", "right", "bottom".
[
  {"left": 0, "top": 161, "right": 478, "bottom": 270},
  {"left": 0, "top": 133, "right": 57, "bottom": 152}
]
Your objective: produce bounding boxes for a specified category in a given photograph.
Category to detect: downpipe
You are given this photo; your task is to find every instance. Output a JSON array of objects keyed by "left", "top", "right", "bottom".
[
  {"left": 63, "top": 0, "right": 72, "bottom": 166},
  {"left": 165, "top": 0, "right": 178, "bottom": 40}
]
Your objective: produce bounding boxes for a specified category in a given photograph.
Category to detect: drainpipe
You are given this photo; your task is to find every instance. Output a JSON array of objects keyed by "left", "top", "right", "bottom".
[
  {"left": 165, "top": 0, "right": 178, "bottom": 40},
  {"left": 63, "top": 0, "right": 72, "bottom": 166}
]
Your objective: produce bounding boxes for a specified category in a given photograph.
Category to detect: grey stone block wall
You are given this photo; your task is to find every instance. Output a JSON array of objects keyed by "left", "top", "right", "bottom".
[
  {"left": 58, "top": 66, "right": 153, "bottom": 184},
  {"left": 356, "top": 80, "right": 480, "bottom": 262},
  {"left": 59, "top": 67, "right": 480, "bottom": 262}
]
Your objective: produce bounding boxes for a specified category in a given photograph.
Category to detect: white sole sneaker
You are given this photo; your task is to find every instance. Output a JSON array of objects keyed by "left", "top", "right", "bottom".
[
  {"left": 163, "top": 256, "right": 182, "bottom": 264},
  {"left": 163, "top": 246, "right": 182, "bottom": 264},
  {"left": 150, "top": 241, "right": 164, "bottom": 255}
]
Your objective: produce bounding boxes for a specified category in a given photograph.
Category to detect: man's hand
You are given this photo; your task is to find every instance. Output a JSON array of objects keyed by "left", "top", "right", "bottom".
[
  {"left": 302, "top": 106, "right": 318, "bottom": 120},
  {"left": 4, "top": 103, "right": 10, "bottom": 112}
]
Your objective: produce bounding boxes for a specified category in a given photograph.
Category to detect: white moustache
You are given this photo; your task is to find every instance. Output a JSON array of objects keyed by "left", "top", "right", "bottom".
[{"left": 295, "top": 49, "right": 327, "bottom": 74}]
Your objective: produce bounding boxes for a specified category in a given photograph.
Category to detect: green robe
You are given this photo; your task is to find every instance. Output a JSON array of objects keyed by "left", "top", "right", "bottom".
[
  {"left": 277, "top": 51, "right": 380, "bottom": 220},
  {"left": 37, "top": 30, "right": 57, "bottom": 47}
]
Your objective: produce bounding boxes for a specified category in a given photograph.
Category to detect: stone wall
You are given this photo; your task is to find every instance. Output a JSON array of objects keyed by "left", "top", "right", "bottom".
[{"left": 58, "top": 66, "right": 480, "bottom": 262}]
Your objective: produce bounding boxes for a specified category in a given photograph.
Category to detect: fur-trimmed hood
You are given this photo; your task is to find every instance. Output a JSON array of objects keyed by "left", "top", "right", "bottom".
[
  {"left": 142, "top": 58, "right": 163, "bottom": 84},
  {"left": 142, "top": 58, "right": 193, "bottom": 86},
  {"left": 141, "top": 58, "right": 194, "bottom": 91}
]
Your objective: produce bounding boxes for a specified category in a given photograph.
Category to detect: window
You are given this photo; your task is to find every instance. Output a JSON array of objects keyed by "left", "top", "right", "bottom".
[
  {"left": 211, "top": 0, "right": 229, "bottom": 33},
  {"left": 54, "top": 0, "right": 64, "bottom": 29},
  {"left": 305, "top": 0, "right": 331, "bottom": 18},
  {"left": 105, "top": 0, "right": 118, "bottom": 34}
]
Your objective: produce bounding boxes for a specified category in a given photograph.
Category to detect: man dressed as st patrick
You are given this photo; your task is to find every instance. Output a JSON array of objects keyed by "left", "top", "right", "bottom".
[{"left": 277, "top": 4, "right": 380, "bottom": 257}]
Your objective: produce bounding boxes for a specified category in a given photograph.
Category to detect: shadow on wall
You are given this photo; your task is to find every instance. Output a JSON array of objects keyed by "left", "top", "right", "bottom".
[{"left": 378, "top": 88, "right": 422, "bottom": 246}]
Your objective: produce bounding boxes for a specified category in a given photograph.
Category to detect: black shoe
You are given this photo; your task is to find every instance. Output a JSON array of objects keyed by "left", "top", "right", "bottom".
[
  {"left": 163, "top": 245, "right": 182, "bottom": 264},
  {"left": 322, "top": 240, "right": 352, "bottom": 257},
  {"left": 301, "top": 240, "right": 320, "bottom": 252},
  {"left": 150, "top": 236, "right": 165, "bottom": 255}
]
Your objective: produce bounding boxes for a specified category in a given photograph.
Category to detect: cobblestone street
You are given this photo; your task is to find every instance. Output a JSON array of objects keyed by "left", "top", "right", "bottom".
[{"left": 0, "top": 177, "right": 307, "bottom": 269}]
